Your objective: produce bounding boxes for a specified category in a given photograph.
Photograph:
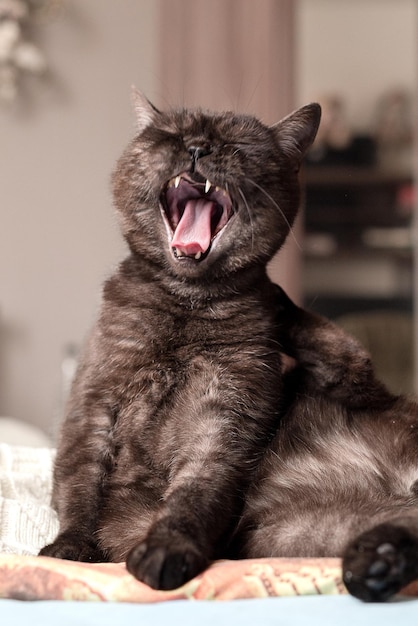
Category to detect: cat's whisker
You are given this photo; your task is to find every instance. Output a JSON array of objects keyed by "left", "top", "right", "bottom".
[
  {"left": 247, "top": 178, "right": 302, "bottom": 251},
  {"left": 237, "top": 186, "right": 255, "bottom": 254}
]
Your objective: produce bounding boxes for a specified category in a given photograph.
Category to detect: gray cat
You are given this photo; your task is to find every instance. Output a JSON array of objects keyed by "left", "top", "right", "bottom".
[{"left": 40, "top": 92, "right": 418, "bottom": 602}]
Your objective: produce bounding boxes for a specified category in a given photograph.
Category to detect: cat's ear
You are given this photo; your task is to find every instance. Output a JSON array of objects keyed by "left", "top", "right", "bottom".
[
  {"left": 271, "top": 103, "right": 321, "bottom": 166},
  {"left": 131, "top": 86, "right": 161, "bottom": 133}
]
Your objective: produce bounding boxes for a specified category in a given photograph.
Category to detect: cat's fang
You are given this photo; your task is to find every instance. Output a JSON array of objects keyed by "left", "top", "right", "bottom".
[
  {"left": 175, "top": 175, "right": 181, "bottom": 188},
  {"left": 195, "top": 251, "right": 202, "bottom": 260},
  {"left": 205, "top": 179, "right": 211, "bottom": 193}
]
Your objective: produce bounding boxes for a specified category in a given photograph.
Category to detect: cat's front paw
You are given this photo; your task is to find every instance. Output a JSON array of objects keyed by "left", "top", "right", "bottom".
[
  {"left": 39, "top": 530, "right": 107, "bottom": 563},
  {"left": 343, "top": 524, "right": 418, "bottom": 601},
  {"left": 126, "top": 536, "right": 208, "bottom": 590}
]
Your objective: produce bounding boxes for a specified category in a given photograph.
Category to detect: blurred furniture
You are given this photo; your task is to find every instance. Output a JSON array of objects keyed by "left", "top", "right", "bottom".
[
  {"left": 302, "top": 166, "right": 414, "bottom": 319},
  {"left": 0, "top": 417, "right": 51, "bottom": 448}
]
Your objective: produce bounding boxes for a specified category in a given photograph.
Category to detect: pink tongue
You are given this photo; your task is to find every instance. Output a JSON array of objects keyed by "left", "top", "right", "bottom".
[{"left": 171, "top": 198, "right": 215, "bottom": 256}]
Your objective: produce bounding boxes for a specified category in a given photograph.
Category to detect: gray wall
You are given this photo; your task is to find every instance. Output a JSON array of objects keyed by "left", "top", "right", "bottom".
[{"left": 0, "top": 1, "right": 158, "bottom": 433}]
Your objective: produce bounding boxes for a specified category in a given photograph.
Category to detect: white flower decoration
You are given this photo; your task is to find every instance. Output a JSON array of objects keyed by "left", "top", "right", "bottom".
[{"left": 0, "top": 0, "right": 50, "bottom": 102}]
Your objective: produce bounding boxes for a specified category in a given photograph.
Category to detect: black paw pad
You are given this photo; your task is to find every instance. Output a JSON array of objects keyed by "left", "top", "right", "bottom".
[{"left": 343, "top": 525, "right": 418, "bottom": 602}]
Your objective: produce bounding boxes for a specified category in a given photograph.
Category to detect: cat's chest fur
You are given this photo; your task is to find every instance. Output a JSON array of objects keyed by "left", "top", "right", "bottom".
[{"left": 89, "top": 260, "right": 283, "bottom": 443}]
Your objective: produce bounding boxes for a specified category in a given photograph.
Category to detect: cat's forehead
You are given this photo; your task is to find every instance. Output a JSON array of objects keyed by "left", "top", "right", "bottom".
[{"left": 168, "top": 108, "right": 268, "bottom": 141}]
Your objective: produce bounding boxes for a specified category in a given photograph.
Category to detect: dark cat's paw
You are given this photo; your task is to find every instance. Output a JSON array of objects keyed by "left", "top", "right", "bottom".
[
  {"left": 39, "top": 531, "right": 107, "bottom": 563},
  {"left": 126, "top": 536, "right": 208, "bottom": 590},
  {"left": 343, "top": 524, "right": 418, "bottom": 602}
]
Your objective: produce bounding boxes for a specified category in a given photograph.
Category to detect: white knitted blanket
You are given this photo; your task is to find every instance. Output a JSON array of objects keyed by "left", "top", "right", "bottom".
[{"left": 0, "top": 444, "right": 59, "bottom": 555}]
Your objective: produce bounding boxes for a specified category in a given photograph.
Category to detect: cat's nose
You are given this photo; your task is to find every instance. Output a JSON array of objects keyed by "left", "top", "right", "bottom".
[
  {"left": 188, "top": 145, "right": 212, "bottom": 160},
  {"left": 188, "top": 145, "right": 212, "bottom": 172}
]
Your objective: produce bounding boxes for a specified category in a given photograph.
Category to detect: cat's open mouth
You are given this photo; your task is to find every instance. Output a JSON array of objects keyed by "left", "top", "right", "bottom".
[{"left": 160, "top": 174, "right": 233, "bottom": 261}]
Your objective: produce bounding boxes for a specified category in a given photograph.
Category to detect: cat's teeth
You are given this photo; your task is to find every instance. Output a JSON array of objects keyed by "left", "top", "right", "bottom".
[
  {"left": 205, "top": 179, "right": 211, "bottom": 193},
  {"left": 215, "top": 186, "right": 220, "bottom": 192},
  {"left": 174, "top": 247, "right": 202, "bottom": 260},
  {"left": 174, "top": 175, "right": 181, "bottom": 188}
]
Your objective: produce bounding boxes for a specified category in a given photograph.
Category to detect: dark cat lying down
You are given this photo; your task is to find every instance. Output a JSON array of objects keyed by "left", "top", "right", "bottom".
[{"left": 40, "top": 92, "right": 418, "bottom": 602}]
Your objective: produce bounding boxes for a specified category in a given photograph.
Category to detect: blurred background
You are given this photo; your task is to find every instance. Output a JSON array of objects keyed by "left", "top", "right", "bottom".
[{"left": 0, "top": 0, "right": 416, "bottom": 439}]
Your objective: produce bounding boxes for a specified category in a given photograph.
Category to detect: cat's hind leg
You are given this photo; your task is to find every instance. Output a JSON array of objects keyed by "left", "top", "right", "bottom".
[{"left": 343, "top": 520, "right": 418, "bottom": 601}]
